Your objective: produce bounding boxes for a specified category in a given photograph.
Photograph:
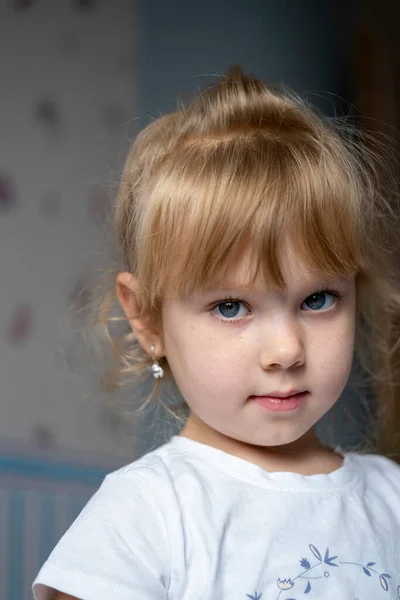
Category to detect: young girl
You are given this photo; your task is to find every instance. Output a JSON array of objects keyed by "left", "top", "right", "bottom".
[{"left": 33, "top": 67, "right": 400, "bottom": 600}]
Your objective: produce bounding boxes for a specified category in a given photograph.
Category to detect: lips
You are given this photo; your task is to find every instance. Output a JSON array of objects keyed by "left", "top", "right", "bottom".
[
  {"left": 250, "top": 390, "right": 306, "bottom": 399},
  {"left": 250, "top": 391, "right": 308, "bottom": 412}
]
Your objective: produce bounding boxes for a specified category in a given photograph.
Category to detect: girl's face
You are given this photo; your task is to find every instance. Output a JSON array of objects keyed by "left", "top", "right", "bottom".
[{"left": 161, "top": 241, "right": 356, "bottom": 452}]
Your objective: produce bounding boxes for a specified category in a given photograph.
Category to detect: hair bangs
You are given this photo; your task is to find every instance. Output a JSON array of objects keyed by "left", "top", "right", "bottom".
[
  {"left": 256, "top": 135, "right": 370, "bottom": 285},
  {"left": 137, "top": 129, "right": 369, "bottom": 308}
]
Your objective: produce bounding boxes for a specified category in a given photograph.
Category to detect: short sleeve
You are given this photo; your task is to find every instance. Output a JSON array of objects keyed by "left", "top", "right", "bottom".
[{"left": 33, "top": 469, "right": 170, "bottom": 600}]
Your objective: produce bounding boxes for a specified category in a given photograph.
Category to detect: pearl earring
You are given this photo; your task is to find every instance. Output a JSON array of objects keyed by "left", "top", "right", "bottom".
[{"left": 149, "top": 344, "right": 164, "bottom": 379}]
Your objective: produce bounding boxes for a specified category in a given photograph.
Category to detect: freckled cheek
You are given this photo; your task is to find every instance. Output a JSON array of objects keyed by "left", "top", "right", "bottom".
[
  {"left": 166, "top": 330, "right": 244, "bottom": 390},
  {"left": 314, "top": 343, "right": 353, "bottom": 373},
  {"left": 310, "top": 331, "right": 355, "bottom": 396},
  {"left": 188, "top": 334, "right": 242, "bottom": 373}
]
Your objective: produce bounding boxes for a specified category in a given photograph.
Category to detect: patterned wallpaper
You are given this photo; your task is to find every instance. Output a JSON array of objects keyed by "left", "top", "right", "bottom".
[{"left": 0, "top": 0, "right": 138, "bottom": 459}]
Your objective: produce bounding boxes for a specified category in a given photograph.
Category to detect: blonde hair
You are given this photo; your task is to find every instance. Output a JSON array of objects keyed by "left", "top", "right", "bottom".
[{"left": 95, "top": 67, "right": 400, "bottom": 458}]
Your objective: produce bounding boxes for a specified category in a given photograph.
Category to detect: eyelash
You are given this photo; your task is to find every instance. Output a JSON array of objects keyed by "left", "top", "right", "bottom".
[{"left": 210, "top": 289, "right": 344, "bottom": 322}]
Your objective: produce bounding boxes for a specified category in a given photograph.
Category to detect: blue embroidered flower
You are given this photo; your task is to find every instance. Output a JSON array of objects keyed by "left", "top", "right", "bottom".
[
  {"left": 300, "top": 558, "right": 311, "bottom": 569},
  {"left": 277, "top": 578, "right": 294, "bottom": 590},
  {"left": 246, "top": 592, "right": 262, "bottom": 600},
  {"left": 324, "top": 548, "right": 338, "bottom": 568},
  {"left": 247, "top": 542, "right": 397, "bottom": 599}
]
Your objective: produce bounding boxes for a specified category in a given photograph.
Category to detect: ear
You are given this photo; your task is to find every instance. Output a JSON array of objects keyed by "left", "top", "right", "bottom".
[{"left": 116, "top": 272, "right": 164, "bottom": 358}]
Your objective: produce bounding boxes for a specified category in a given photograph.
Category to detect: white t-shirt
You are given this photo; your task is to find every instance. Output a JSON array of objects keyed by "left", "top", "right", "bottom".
[{"left": 33, "top": 436, "right": 400, "bottom": 600}]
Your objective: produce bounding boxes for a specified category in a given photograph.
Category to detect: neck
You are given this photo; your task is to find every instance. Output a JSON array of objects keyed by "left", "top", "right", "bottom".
[{"left": 180, "top": 413, "right": 343, "bottom": 475}]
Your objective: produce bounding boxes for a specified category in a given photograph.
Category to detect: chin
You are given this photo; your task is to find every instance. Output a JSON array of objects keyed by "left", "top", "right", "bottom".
[
  {"left": 256, "top": 435, "right": 305, "bottom": 448},
  {"left": 230, "top": 428, "right": 308, "bottom": 448}
]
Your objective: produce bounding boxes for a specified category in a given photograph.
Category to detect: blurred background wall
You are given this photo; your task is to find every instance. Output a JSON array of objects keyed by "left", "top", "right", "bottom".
[
  {"left": 0, "top": 2, "right": 136, "bottom": 598},
  {"left": 0, "top": 0, "right": 136, "bottom": 459},
  {"left": 0, "top": 0, "right": 398, "bottom": 598},
  {"left": 139, "top": 0, "right": 353, "bottom": 121}
]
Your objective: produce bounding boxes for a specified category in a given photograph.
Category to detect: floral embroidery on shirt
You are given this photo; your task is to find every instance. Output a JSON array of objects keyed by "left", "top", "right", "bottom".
[{"left": 245, "top": 543, "right": 397, "bottom": 599}]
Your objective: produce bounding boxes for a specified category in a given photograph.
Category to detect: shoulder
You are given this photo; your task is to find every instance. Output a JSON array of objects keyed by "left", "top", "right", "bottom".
[
  {"left": 96, "top": 437, "right": 195, "bottom": 508},
  {"left": 32, "top": 442, "right": 182, "bottom": 599},
  {"left": 348, "top": 451, "right": 400, "bottom": 488},
  {"left": 39, "top": 441, "right": 186, "bottom": 573},
  {"left": 105, "top": 437, "right": 187, "bottom": 485},
  {"left": 349, "top": 451, "right": 400, "bottom": 472}
]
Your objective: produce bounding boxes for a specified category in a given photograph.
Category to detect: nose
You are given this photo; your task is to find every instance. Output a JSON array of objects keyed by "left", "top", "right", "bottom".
[{"left": 259, "top": 318, "right": 305, "bottom": 371}]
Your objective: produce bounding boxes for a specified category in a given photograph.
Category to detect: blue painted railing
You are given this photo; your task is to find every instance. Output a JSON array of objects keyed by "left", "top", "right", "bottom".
[{"left": 0, "top": 450, "right": 120, "bottom": 600}]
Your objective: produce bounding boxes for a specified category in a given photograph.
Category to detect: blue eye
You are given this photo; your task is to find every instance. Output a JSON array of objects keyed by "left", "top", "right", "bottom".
[
  {"left": 213, "top": 300, "right": 248, "bottom": 320},
  {"left": 302, "top": 290, "right": 340, "bottom": 311}
]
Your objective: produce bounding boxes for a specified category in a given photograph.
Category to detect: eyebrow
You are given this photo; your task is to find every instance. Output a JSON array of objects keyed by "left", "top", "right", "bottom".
[
  {"left": 197, "top": 284, "right": 277, "bottom": 296},
  {"left": 199, "top": 277, "right": 351, "bottom": 294},
  {"left": 201, "top": 284, "right": 261, "bottom": 293}
]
